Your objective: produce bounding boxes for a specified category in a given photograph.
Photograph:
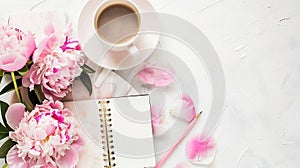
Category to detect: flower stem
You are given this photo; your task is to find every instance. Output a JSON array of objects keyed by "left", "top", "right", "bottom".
[{"left": 11, "top": 71, "right": 21, "bottom": 103}]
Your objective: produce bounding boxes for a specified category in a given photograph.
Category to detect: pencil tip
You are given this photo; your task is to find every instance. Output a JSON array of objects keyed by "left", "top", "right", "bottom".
[{"left": 196, "top": 111, "right": 203, "bottom": 119}]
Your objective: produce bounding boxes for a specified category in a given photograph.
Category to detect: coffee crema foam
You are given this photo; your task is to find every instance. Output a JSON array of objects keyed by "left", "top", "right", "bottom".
[{"left": 95, "top": 3, "right": 140, "bottom": 44}]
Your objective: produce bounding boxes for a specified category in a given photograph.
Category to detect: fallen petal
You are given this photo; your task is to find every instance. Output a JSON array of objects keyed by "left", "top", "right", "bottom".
[
  {"left": 151, "top": 105, "right": 169, "bottom": 136},
  {"left": 137, "top": 65, "right": 175, "bottom": 87},
  {"left": 175, "top": 162, "right": 190, "bottom": 168},
  {"left": 185, "top": 135, "right": 216, "bottom": 164},
  {"left": 152, "top": 121, "right": 169, "bottom": 136},
  {"left": 170, "top": 94, "right": 196, "bottom": 123}
]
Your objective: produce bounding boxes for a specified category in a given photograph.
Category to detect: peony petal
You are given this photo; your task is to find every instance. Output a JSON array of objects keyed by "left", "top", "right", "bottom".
[
  {"left": 151, "top": 105, "right": 162, "bottom": 122},
  {"left": 35, "top": 127, "right": 47, "bottom": 140},
  {"left": 50, "top": 100, "right": 64, "bottom": 110},
  {"left": 21, "top": 67, "right": 33, "bottom": 88},
  {"left": 23, "top": 31, "right": 36, "bottom": 59},
  {"left": 175, "top": 162, "right": 190, "bottom": 168},
  {"left": 185, "top": 135, "right": 216, "bottom": 163},
  {"left": 60, "top": 36, "right": 80, "bottom": 52},
  {"left": 56, "top": 146, "right": 79, "bottom": 168},
  {"left": 5, "top": 103, "right": 26, "bottom": 130},
  {"left": 150, "top": 89, "right": 169, "bottom": 136},
  {"left": 137, "top": 64, "right": 175, "bottom": 87},
  {"left": 170, "top": 94, "right": 196, "bottom": 123},
  {"left": 0, "top": 53, "right": 27, "bottom": 72},
  {"left": 152, "top": 121, "right": 169, "bottom": 136},
  {"left": 32, "top": 34, "right": 58, "bottom": 62},
  {"left": 49, "top": 135, "right": 61, "bottom": 146},
  {"left": 44, "top": 23, "right": 55, "bottom": 36},
  {"left": 150, "top": 105, "right": 169, "bottom": 136},
  {"left": 71, "top": 136, "right": 84, "bottom": 154},
  {"left": 7, "top": 146, "right": 29, "bottom": 168}
]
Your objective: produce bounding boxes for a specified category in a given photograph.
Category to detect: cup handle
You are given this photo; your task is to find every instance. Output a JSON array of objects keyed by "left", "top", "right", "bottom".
[{"left": 127, "top": 44, "right": 140, "bottom": 62}]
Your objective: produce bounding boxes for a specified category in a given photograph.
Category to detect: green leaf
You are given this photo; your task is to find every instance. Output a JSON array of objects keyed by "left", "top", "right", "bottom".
[
  {"left": 0, "top": 78, "right": 22, "bottom": 95},
  {"left": 0, "top": 139, "right": 16, "bottom": 158},
  {"left": 28, "top": 89, "right": 40, "bottom": 107},
  {"left": 79, "top": 72, "right": 93, "bottom": 96},
  {"left": 26, "top": 60, "right": 33, "bottom": 65},
  {"left": 81, "top": 64, "right": 95, "bottom": 73},
  {"left": 0, "top": 101, "right": 11, "bottom": 131},
  {"left": 22, "top": 98, "right": 33, "bottom": 112},
  {"left": 0, "top": 71, "right": 4, "bottom": 84},
  {"left": 0, "top": 123, "right": 9, "bottom": 140},
  {"left": 0, "top": 132, "right": 9, "bottom": 141},
  {"left": 17, "top": 66, "right": 29, "bottom": 76},
  {"left": 0, "top": 123, "right": 8, "bottom": 132},
  {"left": 0, "top": 70, "right": 4, "bottom": 77},
  {"left": 34, "top": 86, "right": 45, "bottom": 103},
  {"left": 2, "top": 163, "right": 8, "bottom": 168}
]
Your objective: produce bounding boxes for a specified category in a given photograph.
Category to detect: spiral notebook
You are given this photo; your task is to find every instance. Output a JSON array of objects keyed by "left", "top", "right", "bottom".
[{"left": 64, "top": 95, "right": 156, "bottom": 167}]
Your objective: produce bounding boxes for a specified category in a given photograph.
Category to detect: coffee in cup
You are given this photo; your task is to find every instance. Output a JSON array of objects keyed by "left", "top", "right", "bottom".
[{"left": 94, "top": 1, "right": 141, "bottom": 46}]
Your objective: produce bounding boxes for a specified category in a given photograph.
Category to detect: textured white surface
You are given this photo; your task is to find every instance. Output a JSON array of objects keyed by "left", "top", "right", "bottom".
[{"left": 1, "top": 0, "right": 300, "bottom": 167}]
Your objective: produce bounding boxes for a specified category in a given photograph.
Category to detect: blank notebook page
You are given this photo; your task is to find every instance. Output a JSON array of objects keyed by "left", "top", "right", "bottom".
[{"left": 64, "top": 95, "right": 156, "bottom": 168}]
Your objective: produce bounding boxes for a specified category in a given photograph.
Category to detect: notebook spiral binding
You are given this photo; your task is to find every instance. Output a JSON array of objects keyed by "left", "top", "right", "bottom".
[{"left": 99, "top": 100, "right": 116, "bottom": 168}]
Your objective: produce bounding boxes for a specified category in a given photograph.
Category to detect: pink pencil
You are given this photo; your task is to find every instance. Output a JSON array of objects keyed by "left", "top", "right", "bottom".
[{"left": 155, "top": 111, "right": 203, "bottom": 168}]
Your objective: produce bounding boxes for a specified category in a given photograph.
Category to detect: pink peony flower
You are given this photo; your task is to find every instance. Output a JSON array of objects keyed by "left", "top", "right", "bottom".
[
  {"left": 170, "top": 94, "right": 196, "bottom": 122},
  {"left": 0, "top": 25, "right": 36, "bottom": 72},
  {"left": 23, "top": 51, "right": 83, "bottom": 100},
  {"left": 137, "top": 64, "right": 175, "bottom": 87},
  {"left": 22, "top": 23, "right": 83, "bottom": 100},
  {"left": 7, "top": 100, "right": 83, "bottom": 168},
  {"left": 32, "top": 23, "right": 81, "bottom": 63}
]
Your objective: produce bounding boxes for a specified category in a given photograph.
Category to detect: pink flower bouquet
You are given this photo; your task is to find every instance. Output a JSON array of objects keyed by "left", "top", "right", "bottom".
[
  {"left": 6, "top": 101, "right": 83, "bottom": 168},
  {"left": 0, "top": 15, "right": 95, "bottom": 168}
]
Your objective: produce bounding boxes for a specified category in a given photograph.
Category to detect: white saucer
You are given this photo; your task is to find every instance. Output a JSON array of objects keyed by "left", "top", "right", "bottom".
[{"left": 77, "top": 0, "right": 160, "bottom": 70}]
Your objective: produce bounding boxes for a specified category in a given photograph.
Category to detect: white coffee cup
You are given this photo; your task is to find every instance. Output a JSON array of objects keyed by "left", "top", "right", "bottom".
[
  {"left": 93, "top": 0, "right": 141, "bottom": 58},
  {"left": 78, "top": 0, "right": 160, "bottom": 87}
]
